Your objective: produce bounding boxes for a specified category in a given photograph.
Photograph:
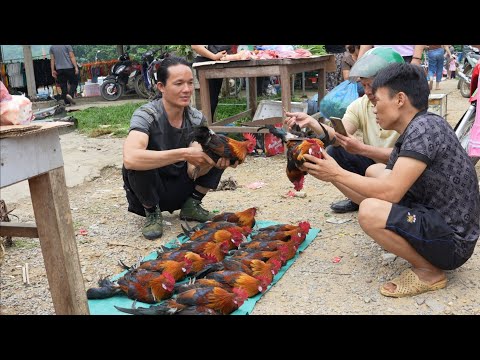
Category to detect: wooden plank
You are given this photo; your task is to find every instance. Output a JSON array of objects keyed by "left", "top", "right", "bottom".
[
  {"left": 28, "top": 167, "right": 89, "bottom": 315},
  {"left": 0, "top": 222, "right": 38, "bottom": 238},
  {"left": 212, "top": 110, "right": 251, "bottom": 126},
  {"left": 0, "top": 130, "right": 63, "bottom": 188},
  {"left": 317, "top": 69, "right": 326, "bottom": 105},
  {"left": 210, "top": 126, "right": 271, "bottom": 133},
  {"left": 204, "top": 66, "right": 280, "bottom": 79},
  {"left": 242, "top": 117, "right": 283, "bottom": 126}
]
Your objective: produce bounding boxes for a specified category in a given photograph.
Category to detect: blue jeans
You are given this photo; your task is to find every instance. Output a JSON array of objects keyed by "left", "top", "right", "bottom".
[
  {"left": 427, "top": 48, "right": 445, "bottom": 83},
  {"left": 326, "top": 145, "right": 375, "bottom": 175}
]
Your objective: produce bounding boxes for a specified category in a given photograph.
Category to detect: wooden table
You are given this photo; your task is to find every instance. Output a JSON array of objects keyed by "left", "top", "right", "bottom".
[
  {"left": 0, "top": 122, "right": 90, "bottom": 315},
  {"left": 194, "top": 55, "right": 336, "bottom": 133}
]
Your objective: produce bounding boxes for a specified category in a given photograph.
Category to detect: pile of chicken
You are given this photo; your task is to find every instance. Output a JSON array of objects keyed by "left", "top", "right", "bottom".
[{"left": 86, "top": 207, "right": 311, "bottom": 315}]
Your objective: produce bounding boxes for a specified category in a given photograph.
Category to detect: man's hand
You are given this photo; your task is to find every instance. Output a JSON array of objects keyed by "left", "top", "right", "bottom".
[
  {"left": 52, "top": 70, "right": 57, "bottom": 79},
  {"left": 301, "top": 151, "right": 342, "bottom": 182},
  {"left": 284, "top": 111, "right": 313, "bottom": 130},
  {"left": 185, "top": 146, "right": 216, "bottom": 168},
  {"left": 216, "top": 157, "right": 238, "bottom": 170},
  {"left": 335, "top": 133, "right": 365, "bottom": 155}
]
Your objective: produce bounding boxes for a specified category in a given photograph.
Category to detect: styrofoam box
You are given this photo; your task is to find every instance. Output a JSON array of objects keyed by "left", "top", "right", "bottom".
[{"left": 253, "top": 100, "right": 307, "bottom": 121}]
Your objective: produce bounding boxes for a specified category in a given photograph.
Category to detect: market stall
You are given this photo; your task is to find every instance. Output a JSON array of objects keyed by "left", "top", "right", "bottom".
[{"left": 193, "top": 54, "right": 335, "bottom": 133}]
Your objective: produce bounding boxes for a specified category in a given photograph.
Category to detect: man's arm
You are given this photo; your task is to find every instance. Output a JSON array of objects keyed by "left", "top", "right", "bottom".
[
  {"left": 303, "top": 153, "right": 426, "bottom": 204},
  {"left": 69, "top": 50, "right": 79, "bottom": 75},
  {"left": 411, "top": 45, "right": 425, "bottom": 65},
  {"left": 123, "top": 130, "right": 216, "bottom": 171},
  {"left": 50, "top": 55, "right": 57, "bottom": 79},
  {"left": 358, "top": 45, "right": 374, "bottom": 59},
  {"left": 191, "top": 45, "right": 226, "bottom": 61},
  {"left": 334, "top": 132, "right": 393, "bottom": 163}
]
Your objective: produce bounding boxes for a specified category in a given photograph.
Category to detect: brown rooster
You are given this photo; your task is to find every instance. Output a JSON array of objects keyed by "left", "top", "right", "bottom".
[
  {"left": 211, "top": 207, "right": 257, "bottom": 228},
  {"left": 116, "top": 286, "right": 249, "bottom": 315},
  {"left": 256, "top": 221, "right": 311, "bottom": 234},
  {"left": 87, "top": 270, "right": 176, "bottom": 304},
  {"left": 136, "top": 258, "right": 193, "bottom": 281},
  {"left": 191, "top": 125, "right": 257, "bottom": 165},
  {"left": 257, "top": 124, "right": 331, "bottom": 191},
  {"left": 205, "top": 270, "right": 271, "bottom": 297},
  {"left": 286, "top": 138, "right": 325, "bottom": 191}
]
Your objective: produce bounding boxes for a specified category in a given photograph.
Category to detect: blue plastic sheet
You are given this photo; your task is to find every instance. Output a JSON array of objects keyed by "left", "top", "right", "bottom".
[{"left": 88, "top": 220, "right": 321, "bottom": 315}]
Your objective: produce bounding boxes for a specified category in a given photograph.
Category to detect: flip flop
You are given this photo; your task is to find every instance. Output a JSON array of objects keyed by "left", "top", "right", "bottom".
[{"left": 380, "top": 269, "right": 447, "bottom": 298}]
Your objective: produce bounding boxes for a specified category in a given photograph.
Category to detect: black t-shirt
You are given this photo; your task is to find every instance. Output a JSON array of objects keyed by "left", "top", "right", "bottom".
[
  {"left": 195, "top": 45, "right": 232, "bottom": 62},
  {"left": 386, "top": 111, "right": 480, "bottom": 258},
  {"left": 325, "top": 45, "right": 345, "bottom": 54},
  {"left": 129, "top": 99, "right": 207, "bottom": 177}
]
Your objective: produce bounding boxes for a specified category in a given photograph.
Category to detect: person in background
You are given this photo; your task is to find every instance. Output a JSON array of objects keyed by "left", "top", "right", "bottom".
[
  {"left": 191, "top": 45, "right": 231, "bottom": 118},
  {"left": 358, "top": 45, "right": 425, "bottom": 65},
  {"left": 342, "top": 45, "right": 360, "bottom": 80},
  {"left": 301, "top": 63, "right": 479, "bottom": 298},
  {"left": 49, "top": 45, "right": 78, "bottom": 106},
  {"left": 449, "top": 55, "right": 458, "bottom": 79},
  {"left": 325, "top": 45, "right": 346, "bottom": 91},
  {"left": 122, "top": 56, "right": 234, "bottom": 240},
  {"left": 425, "top": 45, "right": 451, "bottom": 90},
  {"left": 284, "top": 47, "right": 404, "bottom": 214}
]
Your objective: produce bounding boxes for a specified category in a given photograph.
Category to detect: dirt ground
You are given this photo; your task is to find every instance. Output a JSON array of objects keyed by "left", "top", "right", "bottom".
[{"left": 1, "top": 79, "right": 479, "bottom": 315}]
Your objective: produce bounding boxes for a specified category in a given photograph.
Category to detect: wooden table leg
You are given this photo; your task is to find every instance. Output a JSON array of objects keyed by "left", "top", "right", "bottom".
[
  {"left": 317, "top": 68, "right": 326, "bottom": 113},
  {"left": 28, "top": 167, "right": 89, "bottom": 315},
  {"left": 198, "top": 70, "right": 212, "bottom": 125},
  {"left": 248, "top": 77, "right": 257, "bottom": 118}
]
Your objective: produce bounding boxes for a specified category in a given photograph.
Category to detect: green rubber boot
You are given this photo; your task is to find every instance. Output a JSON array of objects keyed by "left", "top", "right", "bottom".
[
  {"left": 142, "top": 205, "right": 163, "bottom": 240},
  {"left": 179, "top": 197, "right": 214, "bottom": 222}
]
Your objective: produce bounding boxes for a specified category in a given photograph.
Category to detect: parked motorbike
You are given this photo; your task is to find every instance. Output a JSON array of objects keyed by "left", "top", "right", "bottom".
[
  {"left": 133, "top": 48, "right": 168, "bottom": 99},
  {"left": 454, "top": 63, "right": 479, "bottom": 164},
  {"left": 457, "top": 45, "right": 479, "bottom": 98},
  {"left": 100, "top": 46, "right": 142, "bottom": 101}
]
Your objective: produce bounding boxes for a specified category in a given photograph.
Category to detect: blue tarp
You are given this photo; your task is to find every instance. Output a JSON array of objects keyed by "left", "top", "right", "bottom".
[{"left": 88, "top": 220, "right": 321, "bottom": 315}]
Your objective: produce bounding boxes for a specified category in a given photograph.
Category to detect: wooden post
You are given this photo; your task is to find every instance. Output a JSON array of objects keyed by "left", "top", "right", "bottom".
[
  {"left": 29, "top": 167, "right": 89, "bottom": 315},
  {"left": 22, "top": 46, "right": 37, "bottom": 99},
  {"left": 116, "top": 45, "right": 124, "bottom": 56},
  {"left": 248, "top": 77, "right": 257, "bottom": 118},
  {"left": 198, "top": 70, "right": 212, "bottom": 124}
]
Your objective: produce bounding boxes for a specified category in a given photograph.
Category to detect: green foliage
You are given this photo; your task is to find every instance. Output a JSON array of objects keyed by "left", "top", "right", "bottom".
[
  {"left": 297, "top": 45, "right": 327, "bottom": 55},
  {"left": 167, "top": 45, "right": 195, "bottom": 61},
  {"left": 72, "top": 45, "right": 169, "bottom": 63},
  {"left": 74, "top": 101, "right": 146, "bottom": 137}
]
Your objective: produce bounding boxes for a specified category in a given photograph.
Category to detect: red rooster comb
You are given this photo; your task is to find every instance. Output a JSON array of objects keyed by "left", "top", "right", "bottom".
[{"left": 299, "top": 221, "right": 311, "bottom": 234}]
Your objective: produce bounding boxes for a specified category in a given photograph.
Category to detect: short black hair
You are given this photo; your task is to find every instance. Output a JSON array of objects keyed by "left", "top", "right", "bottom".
[
  {"left": 372, "top": 63, "right": 429, "bottom": 111},
  {"left": 156, "top": 56, "right": 191, "bottom": 85}
]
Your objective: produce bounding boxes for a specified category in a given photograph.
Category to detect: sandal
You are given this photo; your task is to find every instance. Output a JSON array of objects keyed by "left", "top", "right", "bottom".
[{"left": 380, "top": 269, "right": 447, "bottom": 298}]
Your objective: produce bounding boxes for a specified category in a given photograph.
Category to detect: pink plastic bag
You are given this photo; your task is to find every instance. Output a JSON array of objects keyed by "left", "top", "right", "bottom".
[
  {"left": 0, "top": 94, "right": 34, "bottom": 125},
  {"left": 467, "top": 91, "right": 480, "bottom": 157}
]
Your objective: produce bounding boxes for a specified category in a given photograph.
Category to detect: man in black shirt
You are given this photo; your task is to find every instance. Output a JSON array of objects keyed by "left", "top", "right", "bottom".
[
  {"left": 301, "top": 63, "right": 480, "bottom": 297},
  {"left": 122, "top": 56, "right": 234, "bottom": 240}
]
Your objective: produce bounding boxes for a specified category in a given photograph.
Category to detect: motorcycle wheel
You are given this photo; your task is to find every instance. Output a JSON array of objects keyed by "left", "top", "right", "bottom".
[
  {"left": 459, "top": 67, "right": 473, "bottom": 98},
  {"left": 100, "top": 80, "right": 123, "bottom": 101},
  {"left": 133, "top": 75, "right": 150, "bottom": 99},
  {"left": 455, "top": 104, "right": 479, "bottom": 165}
]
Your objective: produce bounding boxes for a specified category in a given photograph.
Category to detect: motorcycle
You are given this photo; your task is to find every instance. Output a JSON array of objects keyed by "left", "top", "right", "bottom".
[
  {"left": 133, "top": 48, "right": 168, "bottom": 99},
  {"left": 457, "top": 45, "right": 480, "bottom": 98},
  {"left": 100, "top": 46, "right": 142, "bottom": 101},
  {"left": 454, "top": 62, "right": 479, "bottom": 164}
]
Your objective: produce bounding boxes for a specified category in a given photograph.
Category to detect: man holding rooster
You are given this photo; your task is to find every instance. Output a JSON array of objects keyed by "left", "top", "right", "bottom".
[
  {"left": 302, "top": 63, "right": 479, "bottom": 297},
  {"left": 285, "top": 47, "right": 404, "bottom": 213},
  {"left": 122, "top": 56, "right": 235, "bottom": 240}
]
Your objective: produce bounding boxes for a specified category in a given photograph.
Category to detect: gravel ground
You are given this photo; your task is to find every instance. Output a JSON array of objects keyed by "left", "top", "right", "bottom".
[{"left": 1, "top": 79, "right": 479, "bottom": 315}]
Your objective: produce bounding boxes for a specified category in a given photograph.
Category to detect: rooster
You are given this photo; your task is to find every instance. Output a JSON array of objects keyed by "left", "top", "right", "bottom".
[
  {"left": 194, "top": 257, "right": 282, "bottom": 284},
  {"left": 258, "top": 124, "right": 331, "bottom": 191},
  {"left": 205, "top": 270, "right": 271, "bottom": 297},
  {"left": 136, "top": 258, "right": 193, "bottom": 281},
  {"left": 87, "top": 270, "right": 176, "bottom": 304},
  {"left": 250, "top": 222, "right": 311, "bottom": 243},
  {"left": 116, "top": 286, "right": 249, "bottom": 315},
  {"left": 190, "top": 125, "right": 257, "bottom": 165},
  {"left": 256, "top": 221, "right": 311, "bottom": 234},
  {"left": 210, "top": 207, "right": 257, "bottom": 228}
]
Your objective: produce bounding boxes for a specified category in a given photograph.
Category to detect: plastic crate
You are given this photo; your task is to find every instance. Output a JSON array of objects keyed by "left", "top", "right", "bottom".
[{"left": 253, "top": 100, "right": 307, "bottom": 121}]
